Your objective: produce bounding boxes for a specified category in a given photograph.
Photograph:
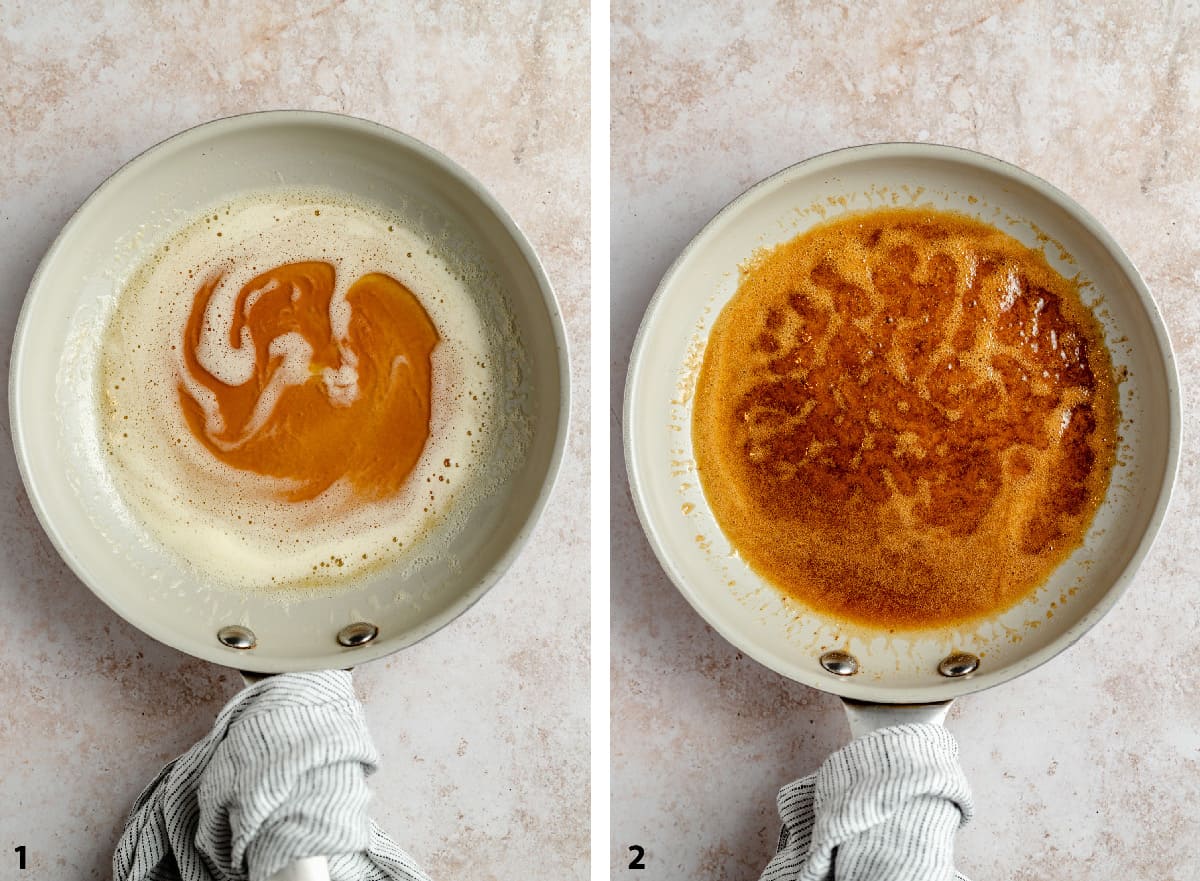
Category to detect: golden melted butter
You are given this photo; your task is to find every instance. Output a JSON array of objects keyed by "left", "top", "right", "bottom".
[
  {"left": 179, "top": 261, "right": 438, "bottom": 502},
  {"left": 692, "top": 208, "right": 1119, "bottom": 629}
]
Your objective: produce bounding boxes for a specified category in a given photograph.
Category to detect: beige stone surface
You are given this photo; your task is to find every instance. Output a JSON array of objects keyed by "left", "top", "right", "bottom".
[
  {"left": 612, "top": 2, "right": 1200, "bottom": 879},
  {"left": 0, "top": 2, "right": 588, "bottom": 879}
]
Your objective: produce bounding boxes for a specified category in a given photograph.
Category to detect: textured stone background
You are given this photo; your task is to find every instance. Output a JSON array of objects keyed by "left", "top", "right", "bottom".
[
  {"left": 612, "top": 2, "right": 1200, "bottom": 879},
  {"left": 0, "top": 2, "right": 588, "bottom": 879}
]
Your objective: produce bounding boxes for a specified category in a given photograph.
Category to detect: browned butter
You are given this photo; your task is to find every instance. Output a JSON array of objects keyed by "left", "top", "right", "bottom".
[{"left": 692, "top": 208, "right": 1119, "bottom": 629}]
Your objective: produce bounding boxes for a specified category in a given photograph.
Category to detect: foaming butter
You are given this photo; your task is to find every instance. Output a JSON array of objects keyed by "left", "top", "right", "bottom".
[
  {"left": 99, "top": 189, "right": 507, "bottom": 590},
  {"left": 692, "top": 207, "right": 1120, "bottom": 630}
]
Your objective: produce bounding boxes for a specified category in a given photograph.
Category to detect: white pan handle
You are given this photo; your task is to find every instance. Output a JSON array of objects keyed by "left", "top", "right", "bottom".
[
  {"left": 840, "top": 698, "right": 953, "bottom": 740},
  {"left": 239, "top": 672, "right": 333, "bottom": 881},
  {"left": 266, "top": 856, "right": 331, "bottom": 881}
]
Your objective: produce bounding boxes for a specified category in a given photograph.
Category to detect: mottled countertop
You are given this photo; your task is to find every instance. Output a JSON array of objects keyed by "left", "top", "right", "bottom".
[
  {"left": 612, "top": 3, "right": 1200, "bottom": 879},
  {"left": 0, "top": 2, "right": 588, "bottom": 879}
]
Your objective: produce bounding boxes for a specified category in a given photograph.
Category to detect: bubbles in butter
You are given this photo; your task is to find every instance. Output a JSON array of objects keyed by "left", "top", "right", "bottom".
[{"left": 97, "top": 189, "right": 524, "bottom": 592}]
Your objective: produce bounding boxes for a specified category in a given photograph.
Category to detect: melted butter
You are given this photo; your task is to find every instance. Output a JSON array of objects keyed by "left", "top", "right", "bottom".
[
  {"left": 179, "top": 261, "right": 438, "bottom": 501},
  {"left": 96, "top": 190, "right": 515, "bottom": 593},
  {"left": 692, "top": 208, "right": 1120, "bottom": 629}
]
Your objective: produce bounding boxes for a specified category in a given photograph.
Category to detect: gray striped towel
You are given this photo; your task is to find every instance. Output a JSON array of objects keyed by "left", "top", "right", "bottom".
[
  {"left": 759, "top": 724, "right": 974, "bottom": 881},
  {"left": 114, "top": 670, "right": 432, "bottom": 881}
]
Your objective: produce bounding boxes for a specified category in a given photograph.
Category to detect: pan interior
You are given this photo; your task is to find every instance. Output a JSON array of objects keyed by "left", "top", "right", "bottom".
[
  {"left": 12, "top": 113, "right": 567, "bottom": 672},
  {"left": 625, "top": 144, "right": 1177, "bottom": 702}
]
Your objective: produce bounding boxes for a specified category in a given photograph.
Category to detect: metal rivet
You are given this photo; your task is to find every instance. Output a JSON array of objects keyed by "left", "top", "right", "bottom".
[
  {"left": 937, "top": 652, "right": 980, "bottom": 678},
  {"left": 217, "top": 625, "right": 256, "bottom": 650},
  {"left": 819, "top": 650, "right": 859, "bottom": 676},
  {"left": 337, "top": 622, "right": 379, "bottom": 648}
]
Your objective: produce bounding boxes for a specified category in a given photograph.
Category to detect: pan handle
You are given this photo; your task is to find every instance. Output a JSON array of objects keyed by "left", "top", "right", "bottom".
[
  {"left": 265, "top": 856, "right": 331, "bottom": 881},
  {"left": 840, "top": 698, "right": 953, "bottom": 740},
  {"left": 239, "top": 673, "right": 333, "bottom": 881}
]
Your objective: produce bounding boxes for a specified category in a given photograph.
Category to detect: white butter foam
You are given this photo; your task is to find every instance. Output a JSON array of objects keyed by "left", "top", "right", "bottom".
[{"left": 97, "top": 189, "right": 525, "bottom": 592}]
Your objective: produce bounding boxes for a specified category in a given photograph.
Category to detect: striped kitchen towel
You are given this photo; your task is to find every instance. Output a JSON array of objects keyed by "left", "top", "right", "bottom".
[
  {"left": 114, "top": 670, "right": 431, "bottom": 881},
  {"left": 759, "top": 723, "right": 974, "bottom": 881}
]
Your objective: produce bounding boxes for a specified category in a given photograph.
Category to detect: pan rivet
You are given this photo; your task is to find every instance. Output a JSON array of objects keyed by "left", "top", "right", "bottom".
[
  {"left": 337, "top": 622, "right": 379, "bottom": 648},
  {"left": 937, "top": 652, "right": 980, "bottom": 678},
  {"left": 819, "top": 650, "right": 859, "bottom": 676},
  {"left": 217, "top": 625, "right": 256, "bottom": 650}
]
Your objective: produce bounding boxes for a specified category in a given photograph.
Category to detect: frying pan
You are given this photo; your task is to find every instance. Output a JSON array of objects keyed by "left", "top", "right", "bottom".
[
  {"left": 10, "top": 111, "right": 569, "bottom": 672},
  {"left": 624, "top": 143, "right": 1179, "bottom": 737},
  {"left": 12, "top": 111, "right": 568, "bottom": 879}
]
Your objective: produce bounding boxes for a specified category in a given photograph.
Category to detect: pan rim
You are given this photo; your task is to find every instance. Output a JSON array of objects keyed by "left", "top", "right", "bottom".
[
  {"left": 623, "top": 141, "right": 1180, "bottom": 703},
  {"left": 10, "top": 109, "right": 572, "bottom": 672}
]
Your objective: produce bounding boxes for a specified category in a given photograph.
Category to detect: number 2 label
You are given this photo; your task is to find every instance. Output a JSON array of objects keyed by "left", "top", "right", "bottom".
[{"left": 628, "top": 844, "right": 645, "bottom": 869}]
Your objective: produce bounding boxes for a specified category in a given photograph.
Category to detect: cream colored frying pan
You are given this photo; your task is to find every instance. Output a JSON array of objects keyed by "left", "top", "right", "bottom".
[
  {"left": 624, "top": 144, "right": 1178, "bottom": 734},
  {"left": 10, "top": 111, "right": 569, "bottom": 674}
]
